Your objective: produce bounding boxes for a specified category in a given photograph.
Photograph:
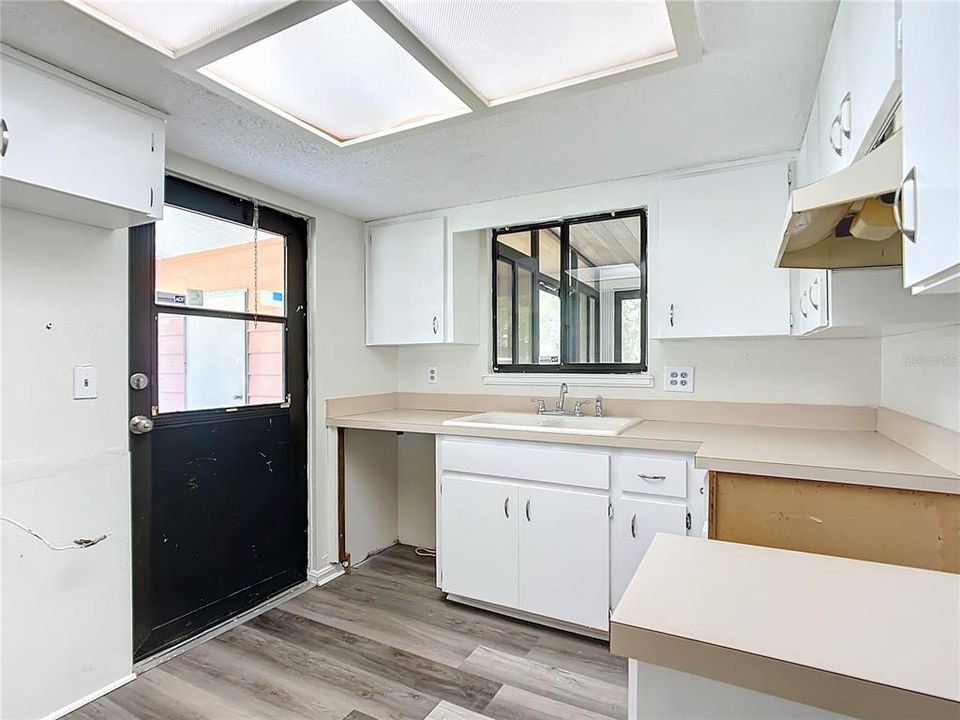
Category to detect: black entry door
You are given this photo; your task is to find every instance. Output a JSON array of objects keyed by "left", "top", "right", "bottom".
[{"left": 129, "top": 176, "right": 308, "bottom": 662}]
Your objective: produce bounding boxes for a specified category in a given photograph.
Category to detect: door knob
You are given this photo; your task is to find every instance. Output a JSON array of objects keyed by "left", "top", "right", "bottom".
[{"left": 129, "top": 415, "right": 154, "bottom": 435}]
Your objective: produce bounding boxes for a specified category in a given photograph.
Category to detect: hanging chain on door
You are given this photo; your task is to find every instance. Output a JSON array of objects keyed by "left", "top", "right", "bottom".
[{"left": 252, "top": 199, "right": 260, "bottom": 328}]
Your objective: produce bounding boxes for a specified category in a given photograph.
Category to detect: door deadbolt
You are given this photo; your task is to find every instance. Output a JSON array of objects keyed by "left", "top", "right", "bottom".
[
  {"left": 129, "top": 415, "right": 154, "bottom": 435},
  {"left": 129, "top": 372, "right": 149, "bottom": 390}
]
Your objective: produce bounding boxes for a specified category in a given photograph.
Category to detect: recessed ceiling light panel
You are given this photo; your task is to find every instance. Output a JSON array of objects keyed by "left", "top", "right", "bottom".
[
  {"left": 383, "top": 0, "right": 678, "bottom": 104},
  {"left": 64, "top": 0, "right": 294, "bottom": 57},
  {"left": 199, "top": 1, "right": 471, "bottom": 145}
]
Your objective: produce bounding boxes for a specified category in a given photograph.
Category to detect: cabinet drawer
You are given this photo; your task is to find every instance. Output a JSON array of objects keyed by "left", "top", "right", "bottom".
[
  {"left": 440, "top": 439, "right": 609, "bottom": 490},
  {"left": 615, "top": 455, "right": 687, "bottom": 498}
]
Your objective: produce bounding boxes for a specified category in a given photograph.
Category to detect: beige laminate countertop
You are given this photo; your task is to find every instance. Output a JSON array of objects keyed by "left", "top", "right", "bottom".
[
  {"left": 326, "top": 408, "right": 960, "bottom": 494},
  {"left": 610, "top": 534, "right": 960, "bottom": 718}
]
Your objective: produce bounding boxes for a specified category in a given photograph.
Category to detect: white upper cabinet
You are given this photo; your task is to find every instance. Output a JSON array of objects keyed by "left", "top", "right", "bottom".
[
  {"left": 654, "top": 161, "right": 791, "bottom": 339},
  {"left": 795, "top": 95, "right": 821, "bottom": 188},
  {"left": 817, "top": 6, "right": 851, "bottom": 177},
  {"left": 899, "top": 0, "right": 960, "bottom": 292},
  {"left": 816, "top": 1, "right": 899, "bottom": 177},
  {"left": 843, "top": 0, "right": 899, "bottom": 159},
  {"left": 366, "top": 217, "right": 480, "bottom": 345},
  {"left": 0, "top": 49, "right": 165, "bottom": 229}
]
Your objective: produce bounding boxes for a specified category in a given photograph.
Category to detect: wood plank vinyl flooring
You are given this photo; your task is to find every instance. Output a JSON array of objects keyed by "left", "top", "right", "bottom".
[{"left": 67, "top": 545, "right": 627, "bottom": 720}]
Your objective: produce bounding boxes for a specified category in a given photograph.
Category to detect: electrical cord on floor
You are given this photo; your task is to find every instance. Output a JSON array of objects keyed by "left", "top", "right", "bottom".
[
  {"left": 415, "top": 547, "right": 437, "bottom": 558},
  {"left": 1, "top": 516, "right": 109, "bottom": 551}
]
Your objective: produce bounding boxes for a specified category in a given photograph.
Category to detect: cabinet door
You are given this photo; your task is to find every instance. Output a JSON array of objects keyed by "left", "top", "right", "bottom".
[
  {"left": 818, "top": 5, "right": 850, "bottom": 177},
  {"left": 790, "top": 269, "right": 829, "bottom": 336},
  {"left": 440, "top": 476, "right": 518, "bottom": 609},
  {"left": 610, "top": 498, "right": 687, "bottom": 609},
  {"left": 367, "top": 217, "right": 446, "bottom": 345},
  {"left": 518, "top": 486, "right": 609, "bottom": 630},
  {"left": 844, "top": 0, "right": 898, "bottom": 159},
  {"left": 654, "top": 162, "right": 791, "bottom": 338},
  {"left": 796, "top": 95, "right": 821, "bottom": 188},
  {"left": 0, "top": 56, "right": 160, "bottom": 216},
  {"left": 901, "top": 0, "right": 960, "bottom": 290}
]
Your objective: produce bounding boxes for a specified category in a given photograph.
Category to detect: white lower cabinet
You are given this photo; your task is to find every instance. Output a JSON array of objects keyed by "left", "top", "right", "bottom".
[
  {"left": 611, "top": 498, "right": 687, "bottom": 609},
  {"left": 437, "top": 437, "right": 701, "bottom": 634},
  {"left": 439, "top": 476, "right": 518, "bottom": 608},
  {"left": 518, "top": 485, "right": 609, "bottom": 630}
]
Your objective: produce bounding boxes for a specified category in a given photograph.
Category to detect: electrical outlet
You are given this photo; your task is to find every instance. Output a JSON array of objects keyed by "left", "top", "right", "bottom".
[
  {"left": 426, "top": 366, "right": 438, "bottom": 384},
  {"left": 73, "top": 365, "right": 98, "bottom": 399},
  {"left": 664, "top": 365, "right": 694, "bottom": 393}
]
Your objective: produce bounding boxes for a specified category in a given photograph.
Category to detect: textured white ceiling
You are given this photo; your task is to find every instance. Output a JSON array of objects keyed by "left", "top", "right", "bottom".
[{"left": 0, "top": 1, "right": 837, "bottom": 221}]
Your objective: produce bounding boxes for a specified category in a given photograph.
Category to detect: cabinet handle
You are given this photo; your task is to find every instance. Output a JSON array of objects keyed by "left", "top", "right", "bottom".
[
  {"left": 432, "top": 315, "right": 438, "bottom": 334},
  {"left": 838, "top": 91, "right": 852, "bottom": 140},
  {"left": 668, "top": 303, "right": 675, "bottom": 328},
  {"left": 504, "top": 497, "right": 509, "bottom": 518},
  {"left": 809, "top": 278, "right": 820, "bottom": 310},
  {"left": 525, "top": 499, "right": 531, "bottom": 522},
  {"left": 829, "top": 115, "right": 843, "bottom": 156},
  {"left": 638, "top": 473, "right": 666, "bottom": 481},
  {"left": 893, "top": 166, "right": 918, "bottom": 244},
  {"left": 630, "top": 513, "right": 637, "bottom": 538},
  {"left": 0, "top": 118, "right": 8, "bottom": 157},
  {"left": 800, "top": 290, "right": 809, "bottom": 318}
]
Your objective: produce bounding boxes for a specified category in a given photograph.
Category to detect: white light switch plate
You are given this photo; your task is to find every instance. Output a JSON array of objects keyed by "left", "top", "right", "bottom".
[
  {"left": 73, "top": 365, "right": 98, "bottom": 399},
  {"left": 664, "top": 365, "right": 694, "bottom": 392}
]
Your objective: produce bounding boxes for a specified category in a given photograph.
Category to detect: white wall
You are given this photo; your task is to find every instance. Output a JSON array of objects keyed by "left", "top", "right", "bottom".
[
  {"left": 881, "top": 324, "right": 960, "bottom": 432},
  {"left": 1, "top": 209, "right": 133, "bottom": 720}
]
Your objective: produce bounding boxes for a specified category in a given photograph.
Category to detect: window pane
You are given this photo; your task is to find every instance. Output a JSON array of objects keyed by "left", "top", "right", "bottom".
[
  {"left": 619, "top": 297, "right": 643, "bottom": 363},
  {"left": 538, "top": 228, "right": 561, "bottom": 281},
  {"left": 567, "top": 216, "right": 642, "bottom": 364},
  {"left": 157, "top": 313, "right": 285, "bottom": 413},
  {"left": 497, "top": 231, "right": 531, "bottom": 257},
  {"left": 517, "top": 266, "right": 535, "bottom": 364},
  {"left": 496, "top": 259, "right": 513, "bottom": 363},
  {"left": 538, "top": 290, "right": 560, "bottom": 364},
  {"left": 155, "top": 205, "right": 286, "bottom": 317}
]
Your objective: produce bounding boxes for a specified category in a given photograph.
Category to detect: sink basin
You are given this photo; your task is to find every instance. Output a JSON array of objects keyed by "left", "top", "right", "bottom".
[{"left": 442, "top": 411, "right": 640, "bottom": 437}]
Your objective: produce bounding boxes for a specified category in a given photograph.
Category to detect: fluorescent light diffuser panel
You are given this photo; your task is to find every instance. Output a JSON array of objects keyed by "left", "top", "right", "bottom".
[
  {"left": 64, "top": 0, "right": 293, "bottom": 57},
  {"left": 200, "top": 1, "right": 470, "bottom": 145},
  {"left": 383, "top": 0, "right": 678, "bottom": 105}
]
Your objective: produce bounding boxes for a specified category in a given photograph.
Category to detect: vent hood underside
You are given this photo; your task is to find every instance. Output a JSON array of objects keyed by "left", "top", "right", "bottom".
[{"left": 777, "top": 131, "right": 903, "bottom": 270}]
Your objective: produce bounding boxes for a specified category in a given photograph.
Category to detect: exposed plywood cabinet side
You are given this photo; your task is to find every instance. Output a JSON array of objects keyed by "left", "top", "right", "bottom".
[{"left": 710, "top": 472, "right": 960, "bottom": 573}]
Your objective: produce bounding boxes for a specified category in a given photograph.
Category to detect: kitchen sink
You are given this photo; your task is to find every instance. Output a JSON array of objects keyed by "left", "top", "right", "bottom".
[{"left": 441, "top": 411, "right": 640, "bottom": 437}]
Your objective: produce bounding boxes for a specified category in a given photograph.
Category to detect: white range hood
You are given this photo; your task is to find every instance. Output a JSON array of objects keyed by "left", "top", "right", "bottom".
[{"left": 776, "top": 132, "right": 903, "bottom": 269}]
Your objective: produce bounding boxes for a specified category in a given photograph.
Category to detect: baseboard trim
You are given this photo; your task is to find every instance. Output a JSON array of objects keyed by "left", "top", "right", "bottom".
[
  {"left": 445, "top": 593, "right": 608, "bottom": 640},
  {"left": 308, "top": 562, "right": 345, "bottom": 587},
  {"left": 42, "top": 673, "right": 136, "bottom": 720},
  {"left": 133, "top": 579, "right": 315, "bottom": 674}
]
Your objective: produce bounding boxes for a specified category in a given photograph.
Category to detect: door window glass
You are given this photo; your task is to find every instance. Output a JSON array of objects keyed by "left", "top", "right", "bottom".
[{"left": 155, "top": 205, "right": 286, "bottom": 317}]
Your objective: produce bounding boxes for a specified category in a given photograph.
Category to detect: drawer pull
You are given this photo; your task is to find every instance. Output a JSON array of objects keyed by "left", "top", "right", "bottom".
[
  {"left": 630, "top": 513, "right": 637, "bottom": 538},
  {"left": 504, "top": 497, "right": 509, "bottom": 518},
  {"left": 638, "top": 473, "right": 667, "bottom": 481}
]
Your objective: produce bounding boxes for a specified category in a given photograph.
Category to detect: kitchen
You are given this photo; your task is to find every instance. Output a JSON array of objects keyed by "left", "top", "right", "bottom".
[{"left": 1, "top": 1, "right": 958, "bottom": 719}]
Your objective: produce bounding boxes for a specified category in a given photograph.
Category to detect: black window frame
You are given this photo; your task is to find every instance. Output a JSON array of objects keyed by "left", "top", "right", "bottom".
[{"left": 491, "top": 207, "right": 648, "bottom": 374}]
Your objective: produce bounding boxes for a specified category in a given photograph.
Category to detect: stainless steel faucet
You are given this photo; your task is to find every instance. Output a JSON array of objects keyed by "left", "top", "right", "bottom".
[
  {"left": 555, "top": 382, "right": 568, "bottom": 413},
  {"left": 532, "top": 383, "right": 594, "bottom": 416}
]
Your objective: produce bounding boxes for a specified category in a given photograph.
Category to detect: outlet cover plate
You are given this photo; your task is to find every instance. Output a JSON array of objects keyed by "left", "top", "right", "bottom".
[
  {"left": 427, "top": 366, "right": 438, "bottom": 384},
  {"left": 664, "top": 365, "right": 694, "bottom": 393}
]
